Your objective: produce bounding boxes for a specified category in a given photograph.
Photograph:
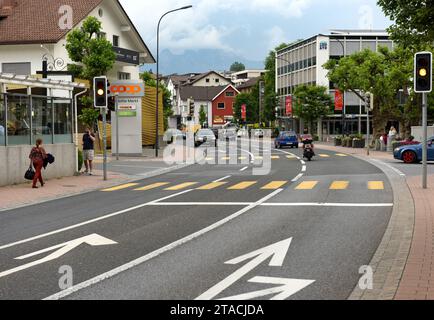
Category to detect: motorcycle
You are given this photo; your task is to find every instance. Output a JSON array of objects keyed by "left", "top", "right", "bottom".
[{"left": 303, "top": 141, "right": 315, "bottom": 161}]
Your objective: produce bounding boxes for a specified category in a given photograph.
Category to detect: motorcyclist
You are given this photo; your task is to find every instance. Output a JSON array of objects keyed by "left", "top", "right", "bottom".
[{"left": 301, "top": 134, "right": 315, "bottom": 156}]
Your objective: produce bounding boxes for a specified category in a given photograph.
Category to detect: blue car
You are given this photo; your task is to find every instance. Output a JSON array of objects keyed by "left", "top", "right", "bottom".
[
  {"left": 275, "top": 131, "right": 299, "bottom": 149},
  {"left": 394, "top": 137, "right": 434, "bottom": 163}
]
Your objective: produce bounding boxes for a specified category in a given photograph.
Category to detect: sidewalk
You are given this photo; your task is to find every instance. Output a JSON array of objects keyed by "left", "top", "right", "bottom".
[{"left": 317, "top": 142, "right": 434, "bottom": 300}]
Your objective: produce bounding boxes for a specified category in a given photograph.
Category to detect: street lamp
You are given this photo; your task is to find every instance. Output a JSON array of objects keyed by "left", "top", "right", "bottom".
[
  {"left": 334, "top": 38, "right": 346, "bottom": 135},
  {"left": 275, "top": 56, "right": 292, "bottom": 130},
  {"left": 155, "top": 5, "right": 193, "bottom": 158}
]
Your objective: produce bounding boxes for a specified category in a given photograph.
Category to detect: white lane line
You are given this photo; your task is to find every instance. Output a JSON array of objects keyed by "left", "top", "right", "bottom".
[
  {"left": 148, "top": 202, "right": 394, "bottom": 208},
  {"left": 239, "top": 148, "right": 255, "bottom": 164},
  {"left": 300, "top": 160, "right": 306, "bottom": 165},
  {"left": 0, "top": 190, "right": 193, "bottom": 251},
  {"left": 44, "top": 189, "right": 284, "bottom": 300},
  {"left": 240, "top": 166, "right": 249, "bottom": 172},
  {"left": 371, "top": 159, "right": 406, "bottom": 177},
  {"left": 214, "top": 176, "right": 231, "bottom": 183},
  {"left": 302, "top": 166, "right": 307, "bottom": 173},
  {"left": 291, "top": 174, "right": 304, "bottom": 182}
]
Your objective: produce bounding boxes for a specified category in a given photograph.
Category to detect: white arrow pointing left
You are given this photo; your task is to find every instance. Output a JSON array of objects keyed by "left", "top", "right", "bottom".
[{"left": 0, "top": 234, "right": 117, "bottom": 279}]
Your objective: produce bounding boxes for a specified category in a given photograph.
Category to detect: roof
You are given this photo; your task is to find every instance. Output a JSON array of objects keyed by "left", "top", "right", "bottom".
[
  {"left": 188, "top": 71, "right": 232, "bottom": 86},
  {"left": 0, "top": 0, "right": 155, "bottom": 63},
  {"left": 211, "top": 84, "right": 239, "bottom": 101},
  {"left": 237, "top": 77, "right": 260, "bottom": 90},
  {"left": 179, "top": 86, "right": 225, "bottom": 102}
]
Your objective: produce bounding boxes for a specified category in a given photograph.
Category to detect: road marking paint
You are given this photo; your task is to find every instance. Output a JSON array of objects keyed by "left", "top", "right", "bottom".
[
  {"left": 0, "top": 189, "right": 193, "bottom": 251},
  {"left": 335, "top": 153, "right": 348, "bottom": 157},
  {"left": 148, "top": 202, "right": 394, "bottom": 208},
  {"left": 165, "top": 182, "right": 198, "bottom": 191},
  {"left": 372, "top": 159, "right": 406, "bottom": 177},
  {"left": 319, "top": 154, "right": 330, "bottom": 158},
  {"left": 302, "top": 166, "right": 307, "bottom": 172},
  {"left": 300, "top": 160, "right": 306, "bottom": 165},
  {"left": 101, "top": 183, "right": 139, "bottom": 192},
  {"left": 291, "top": 174, "right": 304, "bottom": 182},
  {"left": 214, "top": 176, "right": 231, "bottom": 183},
  {"left": 240, "top": 166, "right": 249, "bottom": 172},
  {"left": 368, "top": 181, "right": 385, "bottom": 190},
  {"left": 271, "top": 156, "right": 280, "bottom": 160},
  {"left": 228, "top": 181, "right": 258, "bottom": 190},
  {"left": 330, "top": 181, "right": 350, "bottom": 190},
  {"left": 261, "top": 181, "right": 288, "bottom": 190},
  {"left": 238, "top": 156, "right": 247, "bottom": 160},
  {"left": 221, "top": 157, "right": 231, "bottom": 161},
  {"left": 134, "top": 183, "right": 170, "bottom": 191},
  {"left": 295, "top": 181, "right": 318, "bottom": 190},
  {"left": 205, "top": 157, "right": 214, "bottom": 161},
  {"left": 197, "top": 182, "right": 228, "bottom": 190},
  {"left": 44, "top": 189, "right": 284, "bottom": 300},
  {"left": 286, "top": 155, "right": 297, "bottom": 159}
]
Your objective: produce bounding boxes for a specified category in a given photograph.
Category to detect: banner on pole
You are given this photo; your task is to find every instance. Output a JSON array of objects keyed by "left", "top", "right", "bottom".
[
  {"left": 285, "top": 96, "right": 293, "bottom": 116},
  {"left": 335, "top": 90, "right": 344, "bottom": 111}
]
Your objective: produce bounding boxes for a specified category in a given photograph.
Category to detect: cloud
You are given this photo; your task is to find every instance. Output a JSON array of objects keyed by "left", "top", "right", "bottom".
[{"left": 266, "top": 26, "right": 290, "bottom": 49}]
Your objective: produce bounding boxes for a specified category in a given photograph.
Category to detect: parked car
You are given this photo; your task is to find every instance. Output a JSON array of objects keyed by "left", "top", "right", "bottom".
[
  {"left": 222, "top": 129, "right": 237, "bottom": 141},
  {"left": 237, "top": 129, "right": 248, "bottom": 138},
  {"left": 163, "top": 129, "right": 184, "bottom": 144},
  {"left": 394, "top": 137, "right": 434, "bottom": 163},
  {"left": 195, "top": 129, "right": 217, "bottom": 147},
  {"left": 275, "top": 131, "right": 299, "bottom": 149},
  {"left": 253, "top": 129, "right": 265, "bottom": 139}
]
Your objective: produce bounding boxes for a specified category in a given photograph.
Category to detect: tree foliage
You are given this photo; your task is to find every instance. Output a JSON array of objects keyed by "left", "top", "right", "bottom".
[
  {"left": 378, "top": 0, "right": 434, "bottom": 47},
  {"left": 66, "top": 16, "right": 116, "bottom": 80},
  {"left": 230, "top": 62, "right": 246, "bottom": 72},
  {"left": 199, "top": 106, "right": 208, "bottom": 126},
  {"left": 292, "top": 85, "right": 333, "bottom": 132},
  {"left": 233, "top": 91, "right": 259, "bottom": 125}
]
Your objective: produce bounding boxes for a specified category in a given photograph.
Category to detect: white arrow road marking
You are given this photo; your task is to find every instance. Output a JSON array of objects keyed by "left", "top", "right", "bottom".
[
  {"left": 196, "top": 238, "right": 293, "bottom": 301},
  {"left": 219, "top": 277, "right": 315, "bottom": 301},
  {"left": 0, "top": 234, "right": 117, "bottom": 279}
]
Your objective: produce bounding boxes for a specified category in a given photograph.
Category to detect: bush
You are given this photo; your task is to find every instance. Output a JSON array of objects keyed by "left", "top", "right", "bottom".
[
  {"left": 78, "top": 150, "right": 83, "bottom": 172},
  {"left": 334, "top": 136, "right": 342, "bottom": 146}
]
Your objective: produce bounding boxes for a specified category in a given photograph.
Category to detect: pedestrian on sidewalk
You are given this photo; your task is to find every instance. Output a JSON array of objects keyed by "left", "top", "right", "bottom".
[
  {"left": 29, "top": 138, "right": 47, "bottom": 189},
  {"left": 83, "top": 127, "right": 96, "bottom": 176}
]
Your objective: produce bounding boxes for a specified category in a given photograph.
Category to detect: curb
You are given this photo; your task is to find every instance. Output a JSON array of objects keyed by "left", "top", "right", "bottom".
[
  {"left": 0, "top": 163, "right": 190, "bottom": 213},
  {"left": 347, "top": 155, "right": 415, "bottom": 300}
]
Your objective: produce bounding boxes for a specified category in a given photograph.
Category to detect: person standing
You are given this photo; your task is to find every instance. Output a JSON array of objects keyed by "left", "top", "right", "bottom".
[
  {"left": 83, "top": 128, "right": 96, "bottom": 176},
  {"left": 29, "top": 139, "right": 47, "bottom": 189}
]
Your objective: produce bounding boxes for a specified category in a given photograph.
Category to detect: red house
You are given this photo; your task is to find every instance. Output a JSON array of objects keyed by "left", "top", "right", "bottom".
[{"left": 211, "top": 85, "right": 239, "bottom": 126}]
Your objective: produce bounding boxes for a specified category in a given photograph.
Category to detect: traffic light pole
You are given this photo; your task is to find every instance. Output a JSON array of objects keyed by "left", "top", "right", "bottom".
[
  {"left": 102, "top": 108, "right": 108, "bottom": 181},
  {"left": 422, "top": 92, "right": 428, "bottom": 189},
  {"left": 115, "top": 94, "right": 119, "bottom": 161}
]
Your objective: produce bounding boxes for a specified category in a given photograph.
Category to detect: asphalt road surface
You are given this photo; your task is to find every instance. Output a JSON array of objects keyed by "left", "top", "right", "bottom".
[{"left": 0, "top": 145, "right": 393, "bottom": 300}]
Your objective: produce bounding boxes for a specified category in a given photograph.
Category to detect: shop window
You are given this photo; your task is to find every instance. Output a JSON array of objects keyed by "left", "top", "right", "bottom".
[
  {"left": 32, "top": 96, "right": 53, "bottom": 145},
  {"left": 0, "top": 95, "right": 5, "bottom": 146},
  {"left": 6, "top": 94, "right": 31, "bottom": 145},
  {"left": 53, "top": 99, "right": 73, "bottom": 143}
]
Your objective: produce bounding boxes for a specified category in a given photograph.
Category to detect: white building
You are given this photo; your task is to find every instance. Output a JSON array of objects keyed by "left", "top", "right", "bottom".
[
  {"left": 0, "top": 0, "right": 155, "bottom": 81},
  {"left": 230, "top": 69, "right": 267, "bottom": 87},
  {"left": 275, "top": 30, "right": 393, "bottom": 137}
]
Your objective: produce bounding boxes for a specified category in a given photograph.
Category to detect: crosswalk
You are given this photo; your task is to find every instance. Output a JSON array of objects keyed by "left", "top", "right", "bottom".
[
  {"left": 195, "top": 153, "right": 348, "bottom": 162},
  {"left": 102, "top": 179, "right": 385, "bottom": 193}
]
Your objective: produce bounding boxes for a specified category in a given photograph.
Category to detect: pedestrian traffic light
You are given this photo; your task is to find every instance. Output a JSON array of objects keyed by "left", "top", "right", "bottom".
[
  {"left": 414, "top": 52, "right": 432, "bottom": 93},
  {"left": 94, "top": 76, "right": 108, "bottom": 108}
]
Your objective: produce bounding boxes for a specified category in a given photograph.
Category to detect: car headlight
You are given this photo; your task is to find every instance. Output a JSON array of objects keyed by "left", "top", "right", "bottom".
[{"left": 394, "top": 148, "right": 400, "bottom": 153}]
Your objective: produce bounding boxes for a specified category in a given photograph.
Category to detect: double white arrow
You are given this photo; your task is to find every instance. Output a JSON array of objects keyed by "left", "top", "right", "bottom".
[
  {"left": 0, "top": 234, "right": 117, "bottom": 279},
  {"left": 196, "top": 238, "right": 315, "bottom": 301}
]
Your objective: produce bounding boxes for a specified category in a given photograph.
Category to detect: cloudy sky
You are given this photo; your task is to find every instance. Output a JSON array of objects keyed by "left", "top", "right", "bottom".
[{"left": 121, "top": 0, "right": 392, "bottom": 62}]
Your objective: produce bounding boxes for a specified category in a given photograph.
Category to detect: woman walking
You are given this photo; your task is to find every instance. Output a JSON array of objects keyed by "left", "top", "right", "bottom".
[{"left": 29, "top": 139, "right": 47, "bottom": 189}]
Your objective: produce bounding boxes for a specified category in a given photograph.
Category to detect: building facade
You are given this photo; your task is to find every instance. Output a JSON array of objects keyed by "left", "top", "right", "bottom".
[{"left": 275, "top": 30, "right": 393, "bottom": 137}]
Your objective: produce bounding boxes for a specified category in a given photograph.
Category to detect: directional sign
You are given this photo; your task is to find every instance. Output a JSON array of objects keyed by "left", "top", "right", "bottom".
[
  {"left": 196, "top": 238, "right": 315, "bottom": 301},
  {"left": 0, "top": 234, "right": 117, "bottom": 279}
]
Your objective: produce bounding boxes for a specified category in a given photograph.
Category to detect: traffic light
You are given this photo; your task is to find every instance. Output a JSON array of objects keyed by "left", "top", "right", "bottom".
[
  {"left": 414, "top": 52, "right": 432, "bottom": 93},
  {"left": 94, "top": 76, "right": 108, "bottom": 108},
  {"left": 189, "top": 99, "right": 195, "bottom": 116}
]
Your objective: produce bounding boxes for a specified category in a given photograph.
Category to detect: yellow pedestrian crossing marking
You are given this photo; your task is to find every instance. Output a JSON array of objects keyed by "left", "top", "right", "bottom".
[
  {"left": 271, "top": 156, "right": 280, "bottom": 160},
  {"left": 197, "top": 182, "right": 227, "bottom": 190},
  {"left": 102, "top": 183, "right": 139, "bottom": 192},
  {"left": 286, "top": 155, "right": 297, "bottom": 159},
  {"left": 205, "top": 157, "right": 214, "bottom": 161},
  {"left": 368, "top": 181, "right": 385, "bottom": 190},
  {"left": 165, "top": 182, "right": 198, "bottom": 191},
  {"left": 228, "top": 181, "right": 257, "bottom": 190},
  {"left": 319, "top": 154, "right": 330, "bottom": 158},
  {"left": 135, "top": 182, "right": 170, "bottom": 191},
  {"left": 221, "top": 157, "right": 231, "bottom": 161},
  {"left": 330, "top": 181, "right": 350, "bottom": 190},
  {"left": 295, "top": 181, "right": 318, "bottom": 190},
  {"left": 239, "top": 157, "right": 247, "bottom": 160},
  {"left": 335, "top": 154, "right": 348, "bottom": 157},
  {"left": 261, "top": 181, "right": 288, "bottom": 190}
]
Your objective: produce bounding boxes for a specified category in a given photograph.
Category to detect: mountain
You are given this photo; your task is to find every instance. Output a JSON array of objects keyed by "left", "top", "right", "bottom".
[{"left": 141, "top": 49, "right": 264, "bottom": 75}]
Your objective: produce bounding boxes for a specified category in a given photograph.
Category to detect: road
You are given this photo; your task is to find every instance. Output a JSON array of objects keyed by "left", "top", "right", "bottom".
[{"left": 0, "top": 144, "right": 393, "bottom": 300}]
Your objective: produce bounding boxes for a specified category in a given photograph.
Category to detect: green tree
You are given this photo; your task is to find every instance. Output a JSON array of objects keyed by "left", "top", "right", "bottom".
[
  {"left": 323, "top": 46, "right": 427, "bottom": 137},
  {"left": 78, "top": 107, "right": 100, "bottom": 129},
  {"left": 66, "top": 16, "right": 116, "bottom": 80},
  {"left": 140, "top": 71, "right": 173, "bottom": 131},
  {"left": 230, "top": 62, "right": 246, "bottom": 72},
  {"left": 199, "top": 106, "right": 208, "bottom": 126},
  {"left": 377, "top": 0, "right": 434, "bottom": 47},
  {"left": 292, "top": 85, "right": 333, "bottom": 133},
  {"left": 233, "top": 91, "right": 259, "bottom": 125}
]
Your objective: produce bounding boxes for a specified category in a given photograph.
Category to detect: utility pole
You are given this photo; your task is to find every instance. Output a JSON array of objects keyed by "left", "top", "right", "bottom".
[
  {"left": 259, "top": 81, "right": 265, "bottom": 127},
  {"left": 115, "top": 93, "right": 119, "bottom": 161}
]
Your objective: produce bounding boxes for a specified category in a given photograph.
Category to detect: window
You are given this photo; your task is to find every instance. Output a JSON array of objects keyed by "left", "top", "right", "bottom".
[
  {"left": 98, "top": 8, "right": 104, "bottom": 17},
  {"left": 6, "top": 94, "right": 31, "bottom": 145},
  {"left": 206, "top": 78, "right": 210, "bottom": 83},
  {"left": 32, "top": 96, "right": 53, "bottom": 145},
  {"left": 215, "top": 78, "right": 220, "bottom": 83},
  {"left": 217, "top": 103, "right": 225, "bottom": 110},
  {"left": 118, "top": 72, "right": 131, "bottom": 80},
  {"left": 2, "top": 62, "right": 31, "bottom": 75},
  {"left": 0, "top": 95, "right": 5, "bottom": 146},
  {"left": 113, "top": 35, "right": 119, "bottom": 47},
  {"left": 98, "top": 32, "right": 106, "bottom": 39},
  {"left": 225, "top": 91, "right": 235, "bottom": 97}
]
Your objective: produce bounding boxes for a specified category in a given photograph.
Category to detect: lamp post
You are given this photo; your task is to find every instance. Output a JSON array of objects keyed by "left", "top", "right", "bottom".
[
  {"left": 156, "top": 5, "right": 193, "bottom": 158},
  {"left": 275, "top": 56, "right": 293, "bottom": 131},
  {"left": 335, "top": 38, "right": 346, "bottom": 135}
]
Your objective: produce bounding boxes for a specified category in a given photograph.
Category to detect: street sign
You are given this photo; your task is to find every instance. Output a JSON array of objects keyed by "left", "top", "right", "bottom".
[
  {"left": 414, "top": 52, "right": 432, "bottom": 93},
  {"left": 117, "top": 97, "right": 139, "bottom": 117},
  {"left": 196, "top": 238, "right": 315, "bottom": 301},
  {"left": 108, "top": 81, "right": 145, "bottom": 97}
]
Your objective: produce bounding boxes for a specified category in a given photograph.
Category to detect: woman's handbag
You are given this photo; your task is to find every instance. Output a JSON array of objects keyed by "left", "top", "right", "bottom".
[{"left": 25, "top": 166, "right": 35, "bottom": 181}]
